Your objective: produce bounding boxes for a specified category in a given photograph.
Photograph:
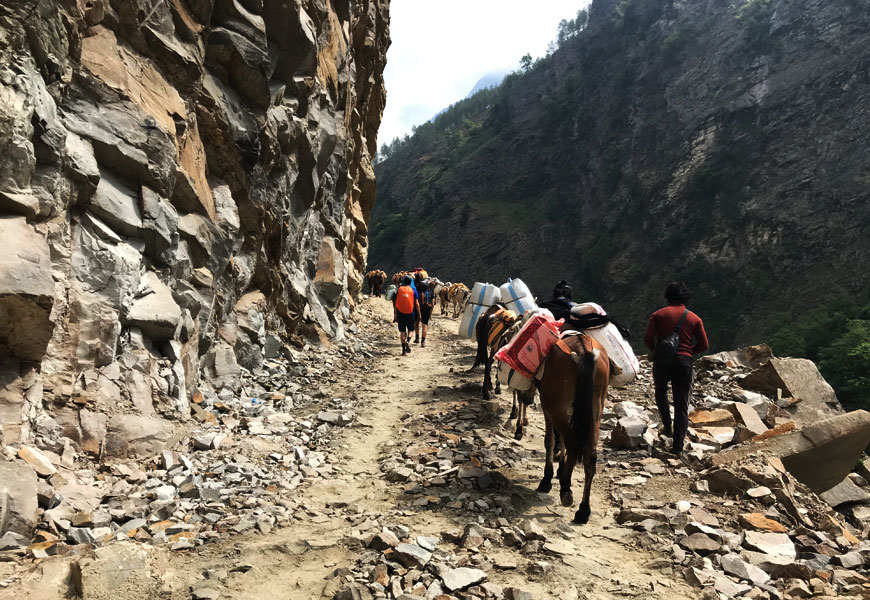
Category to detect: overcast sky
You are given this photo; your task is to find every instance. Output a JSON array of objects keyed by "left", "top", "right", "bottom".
[{"left": 378, "top": 1, "right": 590, "bottom": 146}]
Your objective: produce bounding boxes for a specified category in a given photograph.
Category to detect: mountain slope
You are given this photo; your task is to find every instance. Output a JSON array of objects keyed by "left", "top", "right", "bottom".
[{"left": 371, "top": 0, "right": 870, "bottom": 350}]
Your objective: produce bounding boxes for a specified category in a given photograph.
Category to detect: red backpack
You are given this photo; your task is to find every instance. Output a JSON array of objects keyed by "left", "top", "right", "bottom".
[{"left": 396, "top": 286, "right": 415, "bottom": 314}]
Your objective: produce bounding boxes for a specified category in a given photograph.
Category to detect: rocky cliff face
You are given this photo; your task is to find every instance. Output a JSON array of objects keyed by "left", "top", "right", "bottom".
[
  {"left": 0, "top": 0, "right": 389, "bottom": 450},
  {"left": 371, "top": 0, "right": 870, "bottom": 349}
]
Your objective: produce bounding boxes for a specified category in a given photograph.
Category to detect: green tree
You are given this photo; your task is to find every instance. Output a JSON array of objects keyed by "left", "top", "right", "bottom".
[
  {"left": 520, "top": 53, "right": 533, "bottom": 73},
  {"left": 818, "top": 320, "right": 870, "bottom": 410}
]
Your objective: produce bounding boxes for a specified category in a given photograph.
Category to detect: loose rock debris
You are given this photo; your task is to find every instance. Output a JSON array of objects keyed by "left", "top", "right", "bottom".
[{"left": 2, "top": 300, "right": 870, "bottom": 600}]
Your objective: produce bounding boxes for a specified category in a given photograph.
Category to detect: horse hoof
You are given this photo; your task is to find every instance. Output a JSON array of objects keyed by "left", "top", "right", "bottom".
[
  {"left": 536, "top": 480, "right": 552, "bottom": 494},
  {"left": 522, "top": 417, "right": 529, "bottom": 426},
  {"left": 509, "top": 409, "right": 518, "bottom": 420},
  {"left": 574, "top": 505, "right": 591, "bottom": 524},
  {"left": 483, "top": 392, "right": 490, "bottom": 401},
  {"left": 560, "top": 492, "right": 574, "bottom": 508},
  {"left": 514, "top": 429, "right": 524, "bottom": 441}
]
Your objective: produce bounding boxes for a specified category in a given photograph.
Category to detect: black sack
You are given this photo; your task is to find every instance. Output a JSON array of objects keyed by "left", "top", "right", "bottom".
[{"left": 653, "top": 309, "right": 689, "bottom": 367}]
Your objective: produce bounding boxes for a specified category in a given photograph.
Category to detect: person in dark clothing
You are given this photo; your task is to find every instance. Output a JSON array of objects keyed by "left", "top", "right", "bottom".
[
  {"left": 418, "top": 280, "right": 435, "bottom": 347},
  {"left": 538, "top": 279, "right": 575, "bottom": 320},
  {"left": 643, "top": 282, "right": 709, "bottom": 454}
]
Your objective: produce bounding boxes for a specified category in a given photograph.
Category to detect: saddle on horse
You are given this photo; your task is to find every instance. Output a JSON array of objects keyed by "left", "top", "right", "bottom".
[{"left": 486, "top": 308, "right": 518, "bottom": 349}]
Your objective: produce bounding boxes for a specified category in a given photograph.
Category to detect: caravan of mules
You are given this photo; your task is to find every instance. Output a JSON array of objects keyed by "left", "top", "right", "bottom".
[
  {"left": 365, "top": 270, "right": 387, "bottom": 296},
  {"left": 369, "top": 271, "right": 638, "bottom": 524}
]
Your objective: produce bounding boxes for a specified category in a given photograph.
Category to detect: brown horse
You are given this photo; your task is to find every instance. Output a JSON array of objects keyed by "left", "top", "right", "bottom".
[
  {"left": 469, "top": 305, "right": 534, "bottom": 440},
  {"left": 437, "top": 283, "right": 451, "bottom": 315},
  {"left": 535, "top": 332, "right": 609, "bottom": 524},
  {"left": 371, "top": 270, "right": 386, "bottom": 296},
  {"left": 449, "top": 283, "right": 469, "bottom": 318}
]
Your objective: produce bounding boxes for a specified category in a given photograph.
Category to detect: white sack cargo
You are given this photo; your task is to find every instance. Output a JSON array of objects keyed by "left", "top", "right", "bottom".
[
  {"left": 459, "top": 283, "right": 500, "bottom": 339},
  {"left": 572, "top": 302, "right": 639, "bottom": 387},
  {"left": 459, "top": 302, "right": 487, "bottom": 339},
  {"left": 500, "top": 278, "right": 536, "bottom": 316},
  {"left": 505, "top": 297, "right": 535, "bottom": 316},
  {"left": 497, "top": 358, "right": 534, "bottom": 391},
  {"left": 470, "top": 282, "right": 501, "bottom": 307}
]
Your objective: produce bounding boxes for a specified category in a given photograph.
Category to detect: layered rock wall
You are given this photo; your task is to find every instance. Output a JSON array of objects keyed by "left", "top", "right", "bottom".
[{"left": 0, "top": 0, "right": 389, "bottom": 450}]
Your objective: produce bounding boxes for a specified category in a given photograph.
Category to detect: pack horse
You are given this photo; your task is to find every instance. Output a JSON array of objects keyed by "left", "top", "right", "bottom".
[
  {"left": 535, "top": 332, "right": 610, "bottom": 524},
  {"left": 366, "top": 270, "right": 386, "bottom": 296},
  {"left": 470, "top": 304, "right": 533, "bottom": 440}
]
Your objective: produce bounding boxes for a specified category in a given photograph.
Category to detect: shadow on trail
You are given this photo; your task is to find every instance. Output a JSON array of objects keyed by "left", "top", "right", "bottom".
[{"left": 384, "top": 380, "right": 569, "bottom": 530}]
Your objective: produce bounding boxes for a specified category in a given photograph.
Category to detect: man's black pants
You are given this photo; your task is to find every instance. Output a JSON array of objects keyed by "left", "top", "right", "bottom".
[{"left": 652, "top": 355, "right": 693, "bottom": 451}]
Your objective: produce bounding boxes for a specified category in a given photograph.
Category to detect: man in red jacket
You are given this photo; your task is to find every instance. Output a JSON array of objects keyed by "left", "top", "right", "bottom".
[{"left": 643, "top": 282, "right": 709, "bottom": 454}]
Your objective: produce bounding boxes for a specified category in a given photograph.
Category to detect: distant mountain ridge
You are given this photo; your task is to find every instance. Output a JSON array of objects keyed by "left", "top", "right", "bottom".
[
  {"left": 466, "top": 70, "right": 509, "bottom": 98},
  {"left": 370, "top": 0, "right": 870, "bottom": 352}
]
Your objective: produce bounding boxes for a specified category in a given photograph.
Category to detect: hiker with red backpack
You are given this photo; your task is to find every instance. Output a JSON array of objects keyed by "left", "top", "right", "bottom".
[
  {"left": 394, "top": 276, "right": 421, "bottom": 355},
  {"left": 643, "top": 282, "right": 709, "bottom": 455}
]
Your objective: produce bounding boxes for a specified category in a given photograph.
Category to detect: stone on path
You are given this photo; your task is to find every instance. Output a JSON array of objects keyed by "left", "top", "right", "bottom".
[
  {"left": 679, "top": 533, "right": 720, "bottom": 555},
  {"left": 728, "top": 402, "right": 768, "bottom": 437},
  {"left": 369, "top": 529, "right": 399, "bottom": 550},
  {"left": 689, "top": 409, "right": 736, "bottom": 428},
  {"left": 743, "top": 531, "right": 796, "bottom": 560},
  {"left": 739, "top": 513, "right": 787, "bottom": 533},
  {"left": 392, "top": 543, "right": 431, "bottom": 569},
  {"left": 609, "top": 417, "right": 647, "bottom": 448},
  {"left": 17, "top": 446, "right": 57, "bottom": 476},
  {"left": 441, "top": 567, "right": 487, "bottom": 592},
  {"left": 720, "top": 553, "right": 770, "bottom": 586},
  {"left": 520, "top": 519, "right": 547, "bottom": 541},
  {"left": 820, "top": 477, "right": 870, "bottom": 507}
]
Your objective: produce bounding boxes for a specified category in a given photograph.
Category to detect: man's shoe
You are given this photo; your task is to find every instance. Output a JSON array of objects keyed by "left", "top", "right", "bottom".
[
  {"left": 662, "top": 424, "right": 673, "bottom": 437},
  {"left": 670, "top": 445, "right": 683, "bottom": 455},
  {"left": 421, "top": 338, "right": 426, "bottom": 348},
  {"left": 406, "top": 343, "right": 411, "bottom": 353},
  {"left": 414, "top": 337, "right": 420, "bottom": 344}
]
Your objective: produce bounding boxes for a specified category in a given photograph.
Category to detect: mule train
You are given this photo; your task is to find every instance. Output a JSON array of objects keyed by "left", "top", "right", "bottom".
[{"left": 365, "top": 270, "right": 387, "bottom": 296}]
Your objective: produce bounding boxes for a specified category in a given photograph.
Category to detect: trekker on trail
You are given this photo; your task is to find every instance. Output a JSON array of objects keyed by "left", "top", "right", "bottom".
[
  {"left": 412, "top": 272, "right": 423, "bottom": 344},
  {"left": 394, "top": 276, "right": 421, "bottom": 356},
  {"left": 538, "top": 279, "right": 575, "bottom": 320},
  {"left": 643, "top": 282, "right": 709, "bottom": 455},
  {"left": 418, "top": 280, "right": 435, "bottom": 347}
]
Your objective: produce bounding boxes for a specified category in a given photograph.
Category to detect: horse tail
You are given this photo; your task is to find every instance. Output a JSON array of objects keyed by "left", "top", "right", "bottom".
[
  {"left": 568, "top": 348, "right": 597, "bottom": 459},
  {"left": 469, "top": 316, "right": 489, "bottom": 371}
]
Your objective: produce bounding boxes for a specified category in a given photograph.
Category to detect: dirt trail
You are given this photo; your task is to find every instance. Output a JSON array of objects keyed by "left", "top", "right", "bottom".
[{"left": 5, "top": 297, "right": 698, "bottom": 599}]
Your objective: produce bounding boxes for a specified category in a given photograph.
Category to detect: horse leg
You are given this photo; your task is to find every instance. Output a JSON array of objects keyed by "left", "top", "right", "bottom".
[
  {"left": 522, "top": 400, "right": 529, "bottom": 426},
  {"left": 536, "top": 417, "right": 555, "bottom": 493},
  {"left": 514, "top": 394, "right": 524, "bottom": 440},
  {"left": 509, "top": 392, "right": 518, "bottom": 419},
  {"left": 482, "top": 358, "right": 492, "bottom": 400},
  {"left": 558, "top": 446, "right": 579, "bottom": 508},
  {"left": 575, "top": 452, "right": 597, "bottom": 524}
]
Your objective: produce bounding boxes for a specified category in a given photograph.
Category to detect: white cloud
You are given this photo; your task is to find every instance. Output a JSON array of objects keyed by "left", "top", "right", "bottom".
[{"left": 378, "top": 0, "right": 591, "bottom": 146}]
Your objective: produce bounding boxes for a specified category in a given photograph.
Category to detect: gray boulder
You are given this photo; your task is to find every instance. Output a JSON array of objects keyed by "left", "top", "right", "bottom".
[
  {"left": 104, "top": 414, "right": 176, "bottom": 458},
  {"left": 742, "top": 358, "right": 841, "bottom": 425},
  {"left": 713, "top": 410, "right": 870, "bottom": 494},
  {"left": 0, "top": 460, "right": 39, "bottom": 537}
]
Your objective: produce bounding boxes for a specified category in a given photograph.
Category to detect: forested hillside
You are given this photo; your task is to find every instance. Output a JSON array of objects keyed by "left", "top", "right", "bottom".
[{"left": 370, "top": 0, "right": 870, "bottom": 408}]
